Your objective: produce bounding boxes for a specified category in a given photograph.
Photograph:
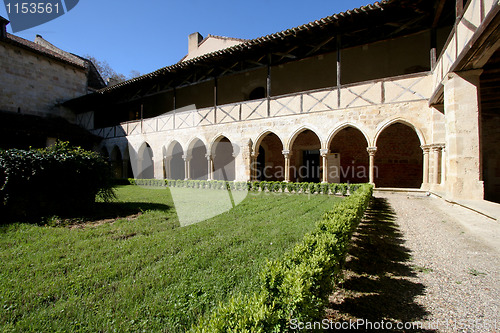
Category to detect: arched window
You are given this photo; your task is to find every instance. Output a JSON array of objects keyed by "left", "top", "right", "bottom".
[{"left": 249, "top": 87, "right": 266, "bottom": 100}]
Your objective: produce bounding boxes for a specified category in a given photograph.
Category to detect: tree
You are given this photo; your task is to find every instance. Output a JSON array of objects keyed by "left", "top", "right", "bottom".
[{"left": 85, "top": 55, "right": 141, "bottom": 86}]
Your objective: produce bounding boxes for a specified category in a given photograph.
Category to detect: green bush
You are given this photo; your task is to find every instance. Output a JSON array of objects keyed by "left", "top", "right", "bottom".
[
  {"left": 126, "top": 179, "right": 365, "bottom": 198},
  {"left": 192, "top": 184, "right": 373, "bottom": 332},
  {"left": 0, "top": 142, "right": 114, "bottom": 221}
]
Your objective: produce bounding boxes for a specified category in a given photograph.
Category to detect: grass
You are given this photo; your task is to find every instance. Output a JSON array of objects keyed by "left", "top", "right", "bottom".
[{"left": 0, "top": 185, "right": 342, "bottom": 332}]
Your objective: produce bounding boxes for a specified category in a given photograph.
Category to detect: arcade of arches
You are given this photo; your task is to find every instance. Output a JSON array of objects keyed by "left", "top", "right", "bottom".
[{"left": 103, "top": 121, "right": 433, "bottom": 191}]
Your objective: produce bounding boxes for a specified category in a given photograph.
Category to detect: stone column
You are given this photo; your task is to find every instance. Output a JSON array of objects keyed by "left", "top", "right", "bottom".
[
  {"left": 367, "top": 147, "right": 377, "bottom": 185},
  {"left": 282, "top": 150, "right": 290, "bottom": 182},
  {"left": 153, "top": 157, "right": 164, "bottom": 180},
  {"left": 250, "top": 153, "right": 258, "bottom": 181},
  {"left": 443, "top": 70, "right": 483, "bottom": 200},
  {"left": 421, "top": 145, "right": 431, "bottom": 189},
  {"left": 122, "top": 160, "right": 129, "bottom": 179},
  {"left": 206, "top": 154, "right": 213, "bottom": 181},
  {"left": 432, "top": 145, "right": 443, "bottom": 185},
  {"left": 182, "top": 155, "right": 191, "bottom": 180},
  {"left": 164, "top": 157, "right": 171, "bottom": 179},
  {"left": 320, "top": 149, "right": 329, "bottom": 183}
]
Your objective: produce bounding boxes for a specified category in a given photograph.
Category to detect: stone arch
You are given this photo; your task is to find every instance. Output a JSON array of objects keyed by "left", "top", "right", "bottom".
[
  {"left": 374, "top": 118, "right": 426, "bottom": 147},
  {"left": 288, "top": 127, "right": 322, "bottom": 183},
  {"left": 286, "top": 125, "right": 324, "bottom": 151},
  {"left": 374, "top": 121, "right": 423, "bottom": 188},
  {"left": 253, "top": 130, "right": 285, "bottom": 154},
  {"left": 187, "top": 137, "right": 208, "bottom": 180},
  {"left": 136, "top": 142, "right": 154, "bottom": 179},
  {"left": 210, "top": 133, "right": 236, "bottom": 155},
  {"left": 211, "top": 135, "right": 235, "bottom": 181},
  {"left": 328, "top": 125, "right": 370, "bottom": 183},
  {"left": 249, "top": 86, "right": 266, "bottom": 100},
  {"left": 110, "top": 145, "right": 124, "bottom": 179},
  {"left": 122, "top": 143, "right": 132, "bottom": 179},
  {"left": 164, "top": 140, "right": 185, "bottom": 180},
  {"left": 254, "top": 131, "right": 285, "bottom": 181},
  {"left": 326, "top": 122, "right": 371, "bottom": 149},
  {"left": 100, "top": 145, "right": 110, "bottom": 160}
]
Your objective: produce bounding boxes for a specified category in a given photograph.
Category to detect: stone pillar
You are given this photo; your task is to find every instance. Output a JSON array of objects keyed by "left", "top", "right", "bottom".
[
  {"left": 206, "top": 154, "right": 213, "bottom": 181},
  {"left": 243, "top": 140, "right": 253, "bottom": 182},
  {"left": 122, "top": 160, "right": 129, "bottom": 179},
  {"left": 250, "top": 153, "right": 258, "bottom": 181},
  {"left": 164, "top": 157, "right": 171, "bottom": 179},
  {"left": 320, "top": 149, "right": 329, "bottom": 183},
  {"left": 282, "top": 150, "right": 290, "bottom": 182},
  {"left": 182, "top": 155, "right": 191, "bottom": 180},
  {"left": 367, "top": 147, "right": 377, "bottom": 185},
  {"left": 432, "top": 145, "right": 443, "bottom": 185},
  {"left": 153, "top": 157, "right": 164, "bottom": 180},
  {"left": 443, "top": 70, "right": 483, "bottom": 200},
  {"left": 421, "top": 145, "right": 431, "bottom": 189}
]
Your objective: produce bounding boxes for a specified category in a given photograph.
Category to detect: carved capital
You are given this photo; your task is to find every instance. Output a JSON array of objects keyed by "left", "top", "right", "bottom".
[
  {"left": 431, "top": 143, "right": 445, "bottom": 152},
  {"left": 421, "top": 145, "right": 432, "bottom": 153},
  {"left": 366, "top": 147, "right": 377, "bottom": 156}
]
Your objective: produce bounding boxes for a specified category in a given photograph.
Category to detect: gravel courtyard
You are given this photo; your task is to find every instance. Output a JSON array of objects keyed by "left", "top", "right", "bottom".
[{"left": 326, "top": 192, "right": 500, "bottom": 332}]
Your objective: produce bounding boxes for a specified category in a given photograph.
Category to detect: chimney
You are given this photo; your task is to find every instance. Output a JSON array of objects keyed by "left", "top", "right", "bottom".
[
  {"left": 0, "top": 16, "right": 9, "bottom": 39},
  {"left": 188, "top": 32, "right": 203, "bottom": 55}
]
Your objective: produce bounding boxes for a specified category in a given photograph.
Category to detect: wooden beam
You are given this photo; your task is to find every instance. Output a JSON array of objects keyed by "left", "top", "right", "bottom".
[
  {"left": 306, "top": 36, "right": 336, "bottom": 56},
  {"left": 433, "top": 0, "right": 447, "bottom": 28},
  {"left": 387, "top": 16, "right": 424, "bottom": 38},
  {"left": 245, "top": 59, "right": 265, "bottom": 66},
  {"left": 273, "top": 52, "right": 296, "bottom": 59},
  {"left": 219, "top": 62, "right": 239, "bottom": 76}
]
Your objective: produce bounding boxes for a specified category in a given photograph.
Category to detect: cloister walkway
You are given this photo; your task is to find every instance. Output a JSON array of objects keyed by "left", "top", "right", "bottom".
[{"left": 326, "top": 192, "right": 500, "bottom": 332}]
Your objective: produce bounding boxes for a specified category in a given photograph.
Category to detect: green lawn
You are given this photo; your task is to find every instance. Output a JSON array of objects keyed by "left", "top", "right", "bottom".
[{"left": 0, "top": 185, "right": 342, "bottom": 332}]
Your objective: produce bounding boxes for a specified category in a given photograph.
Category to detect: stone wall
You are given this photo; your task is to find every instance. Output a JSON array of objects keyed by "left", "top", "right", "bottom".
[{"left": 0, "top": 41, "right": 87, "bottom": 120}]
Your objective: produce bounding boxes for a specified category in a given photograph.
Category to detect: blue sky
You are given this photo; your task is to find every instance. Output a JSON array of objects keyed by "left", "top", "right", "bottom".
[{"left": 1, "top": 0, "right": 371, "bottom": 77}]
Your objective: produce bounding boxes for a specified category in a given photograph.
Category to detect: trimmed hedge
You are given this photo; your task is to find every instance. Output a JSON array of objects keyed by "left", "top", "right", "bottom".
[
  {"left": 128, "top": 178, "right": 361, "bottom": 196},
  {"left": 0, "top": 142, "right": 114, "bottom": 221},
  {"left": 190, "top": 183, "right": 373, "bottom": 332}
]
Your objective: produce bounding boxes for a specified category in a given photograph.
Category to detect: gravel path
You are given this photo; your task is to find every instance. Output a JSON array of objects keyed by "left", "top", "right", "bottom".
[{"left": 326, "top": 192, "right": 500, "bottom": 332}]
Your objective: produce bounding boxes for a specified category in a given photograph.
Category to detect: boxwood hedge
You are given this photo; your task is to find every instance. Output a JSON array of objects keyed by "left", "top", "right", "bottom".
[
  {"left": 189, "top": 183, "right": 373, "bottom": 332},
  {"left": 128, "top": 178, "right": 361, "bottom": 196}
]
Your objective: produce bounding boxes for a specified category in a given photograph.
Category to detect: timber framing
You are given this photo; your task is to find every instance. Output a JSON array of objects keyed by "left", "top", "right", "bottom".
[{"left": 64, "top": 0, "right": 455, "bottom": 112}]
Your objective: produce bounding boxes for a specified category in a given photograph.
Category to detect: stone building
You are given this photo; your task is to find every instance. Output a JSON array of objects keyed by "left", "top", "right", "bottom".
[
  {"left": 0, "top": 16, "right": 105, "bottom": 148},
  {"left": 64, "top": 0, "right": 500, "bottom": 204}
]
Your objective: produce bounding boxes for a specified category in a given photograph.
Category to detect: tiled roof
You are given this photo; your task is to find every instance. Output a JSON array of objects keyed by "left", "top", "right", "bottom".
[
  {"left": 202, "top": 34, "right": 250, "bottom": 44},
  {"left": 94, "top": 0, "right": 389, "bottom": 94},
  {"left": 3, "top": 33, "right": 86, "bottom": 69}
]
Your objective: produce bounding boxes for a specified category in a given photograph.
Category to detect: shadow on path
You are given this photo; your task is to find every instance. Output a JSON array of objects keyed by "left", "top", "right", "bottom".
[{"left": 325, "top": 197, "right": 434, "bottom": 332}]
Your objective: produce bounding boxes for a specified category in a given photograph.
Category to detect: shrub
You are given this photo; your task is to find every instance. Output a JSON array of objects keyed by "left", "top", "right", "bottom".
[
  {"left": 127, "top": 179, "right": 364, "bottom": 199},
  {"left": 192, "top": 184, "right": 373, "bottom": 332},
  {"left": 0, "top": 142, "right": 115, "bottom": 221},
  {"left": 320, "top": 183, "right": 330, "bottom": 195}
]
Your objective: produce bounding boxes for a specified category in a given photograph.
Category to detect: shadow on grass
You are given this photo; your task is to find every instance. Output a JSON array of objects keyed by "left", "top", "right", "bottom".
[
  {"left": 325, "top": 197, "right": 434, "bottom": 332},
  {"left": 0, "top": 201, "right": 171, "bottom": 227},
  {"left": 87, "top": 201, "right": 171, "bottom": 219}
]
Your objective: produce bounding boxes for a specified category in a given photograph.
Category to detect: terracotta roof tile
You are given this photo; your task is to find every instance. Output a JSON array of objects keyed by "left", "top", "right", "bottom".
[{"left": 95, "top": 0, "right": 390, "bottom": 94}]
